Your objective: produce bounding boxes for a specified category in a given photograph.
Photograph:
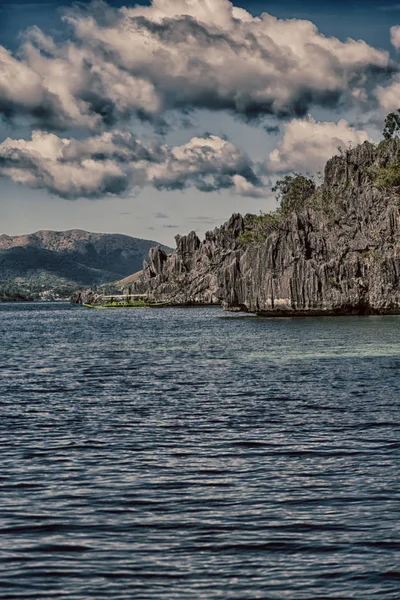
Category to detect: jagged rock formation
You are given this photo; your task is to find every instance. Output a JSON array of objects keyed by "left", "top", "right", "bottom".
[
  {"left": 70, "top": 289, "right": 102, "bottom": 306},
  {"left": 135, "top": 140, "right": 400, "bottom": 315},
  {"left": 134, "top": 218, "right": 243, "bottom": 306}
]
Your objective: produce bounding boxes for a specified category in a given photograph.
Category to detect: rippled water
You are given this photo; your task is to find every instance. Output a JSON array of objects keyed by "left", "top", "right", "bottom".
[{"left": 1, "top": 303, "right": 399, "bottom": 599}]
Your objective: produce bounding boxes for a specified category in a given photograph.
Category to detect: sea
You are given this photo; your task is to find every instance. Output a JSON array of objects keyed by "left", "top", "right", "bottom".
[{"left": 0, "top": 302, "right": 399, "bottom": 599}]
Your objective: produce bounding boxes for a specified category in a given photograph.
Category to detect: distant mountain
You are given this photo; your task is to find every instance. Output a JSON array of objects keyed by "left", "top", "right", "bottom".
[{"left": 0, "top": 229, "right": 171, "bottom": 287}]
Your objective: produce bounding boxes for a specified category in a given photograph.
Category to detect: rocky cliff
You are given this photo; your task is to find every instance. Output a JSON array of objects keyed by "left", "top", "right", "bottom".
[{"left": 134, "top": 139, "right": 400, "bottom": 315}]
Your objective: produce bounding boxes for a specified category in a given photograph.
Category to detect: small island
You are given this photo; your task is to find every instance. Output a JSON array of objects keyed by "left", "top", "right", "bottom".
[{"left": 130, "top": 135, "right": 400, "bottom": 316}]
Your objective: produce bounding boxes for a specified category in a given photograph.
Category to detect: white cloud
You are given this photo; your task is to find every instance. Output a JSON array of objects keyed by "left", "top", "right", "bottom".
[
  {"left": 232, "top": 175, "right": 268, "bottom": 198},
  {"left": 267, "top": 116, "right": 372, "bottom": 173},
  {"left": 375, "top": 74, "right": 400, "bottom": 113},
  {"left": 0, "top": 130, "right": 265, "bottom": 198},
  {"left": 391, "top": 25, "right": 400, "bottom": 49},
  {"left": 368, "top": 26, "right": 400, "bottom": 113},
  {"left": 0, "top": 0, "right": 392, "bottom": 130}
]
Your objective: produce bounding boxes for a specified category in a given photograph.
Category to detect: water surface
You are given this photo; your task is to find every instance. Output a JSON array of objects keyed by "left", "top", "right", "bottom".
[{"left": 1, "top": 303, "right": 399, "bottom": 599}]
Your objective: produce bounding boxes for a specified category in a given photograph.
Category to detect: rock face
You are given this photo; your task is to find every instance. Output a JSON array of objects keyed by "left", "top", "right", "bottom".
[
  {"left": 136, "top": 139, "right": 400, "bottom": 315},
  {"left": 134, "top": 218, "right": 244, "bottom": 306},
  {"left": 70, "top": 289, "right": 102, "bottom": 306}
]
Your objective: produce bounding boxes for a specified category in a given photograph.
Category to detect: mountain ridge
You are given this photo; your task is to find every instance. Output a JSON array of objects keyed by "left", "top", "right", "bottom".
[{"left": 0, "top": 229, "right": 172, "bottom": 288}]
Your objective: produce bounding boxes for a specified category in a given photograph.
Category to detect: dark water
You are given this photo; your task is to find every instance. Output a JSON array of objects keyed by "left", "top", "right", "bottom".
[{"left": 1, "top": 303, "right": 399, "bottom": 599}]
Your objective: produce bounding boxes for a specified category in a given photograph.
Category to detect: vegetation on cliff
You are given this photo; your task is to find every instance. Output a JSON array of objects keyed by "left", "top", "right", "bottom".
[
  {"left": 364, "top": 113, "right": 400, "bottom": 188},
  {"left": 382, "top": 109, "right": 400, "bottom": 141},
  {"left": 239, "top": 172, "right": 339, "bottom": 244},
  {"left": 240, "top": 126, "right": 400, "bottom": 247}
]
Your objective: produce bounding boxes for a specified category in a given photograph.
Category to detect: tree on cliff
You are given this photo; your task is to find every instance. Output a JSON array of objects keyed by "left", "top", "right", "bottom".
[
  {"left": 272, "top": 173, "right": 316, "bottom": 216},
  {"left": 239, "top": 173, "right": 316, "bottom": 244},
  {"left": 383, "top": 110, "right": 400, "bottom": 140}
]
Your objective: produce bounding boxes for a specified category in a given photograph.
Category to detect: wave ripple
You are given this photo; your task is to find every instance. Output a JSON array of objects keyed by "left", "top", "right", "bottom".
[{"left": 0, "top": 304, "right": 399, "bottom": 599}]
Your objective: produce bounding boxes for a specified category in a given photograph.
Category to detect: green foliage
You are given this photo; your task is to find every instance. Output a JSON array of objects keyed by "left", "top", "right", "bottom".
[
  {"left": 238, "top": 174, "right": 318, "bottom": 245},
  {"left": 370, "top": 160, "right": 400, "bottom": 188},
  {"left": 0, "top": 278, "right": 81, "bottom": 302},
  {"left": 377, "top": 138, "right": 391, "bottom": 151},
  {"left": 383, "top": 110, "right": 400, "bottom": 140},
  {"left": 238, "top": 211, "right": 285, "bottom": 244},
  {"left": 272, "top": 173, "right": 316, "bottom": 217},
  {"left": 309, "top": 188, "right": 345, "bottom": 222},
  {"left": 0, "top": 280, "right": 38, "bottom": 302}
]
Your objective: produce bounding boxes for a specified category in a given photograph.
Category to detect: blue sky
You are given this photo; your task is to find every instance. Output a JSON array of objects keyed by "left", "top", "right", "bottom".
[{"left": 1, "top": 0, "right": 400, "bottom": 244}]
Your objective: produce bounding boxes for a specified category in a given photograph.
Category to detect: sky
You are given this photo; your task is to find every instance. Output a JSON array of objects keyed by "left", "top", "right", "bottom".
[{"left": 1, "top": 0, "right": 400, "bottom": 245}]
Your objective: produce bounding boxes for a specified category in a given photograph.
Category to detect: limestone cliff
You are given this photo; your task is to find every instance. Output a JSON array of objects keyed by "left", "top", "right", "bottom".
[{"left": 134, "top": 139, "right": 400, "bottom": 315}]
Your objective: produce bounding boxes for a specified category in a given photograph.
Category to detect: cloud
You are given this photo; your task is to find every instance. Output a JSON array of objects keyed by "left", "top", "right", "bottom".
[
  {"left": 0, "top": 0, "right": 393, "bottom": 129},
  {"left": 375, "top": 73, "right": 400, "bottom": 112},
  {"left": 0, "top": 130, "right": 265, "bottom": 198},
  {"left": 267, "top": 116, "right": 372, "bottom": 173},
  {"left": 391, "top": 25, "right": 400, "bottom": 49},
  {"left": 232, "top": 174, "right": 267, "bottom": 197},
  {"left": 373, "top": 26, "right": 400, "bottom": 113},
  {"left": 264, "top": 125, "right": 280, "bottom": 135}
]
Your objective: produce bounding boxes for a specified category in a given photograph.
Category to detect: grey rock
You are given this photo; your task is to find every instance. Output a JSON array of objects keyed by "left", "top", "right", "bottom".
[
  {"left": 70, "top": 289, "right": 101, "bottom": 306},
  {"left": 136, "top": 139, "right": 400, "bottom": 315}
]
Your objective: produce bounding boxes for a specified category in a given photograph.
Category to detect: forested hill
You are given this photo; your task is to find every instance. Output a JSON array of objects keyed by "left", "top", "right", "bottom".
[{"left": 0, "top": 229, "right": 171, "bottom": 288}]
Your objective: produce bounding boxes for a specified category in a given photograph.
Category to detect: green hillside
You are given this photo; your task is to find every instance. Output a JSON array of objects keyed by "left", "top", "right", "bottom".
[{"left": 0, "top": 229, "right": 171, "bottom": 299}]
